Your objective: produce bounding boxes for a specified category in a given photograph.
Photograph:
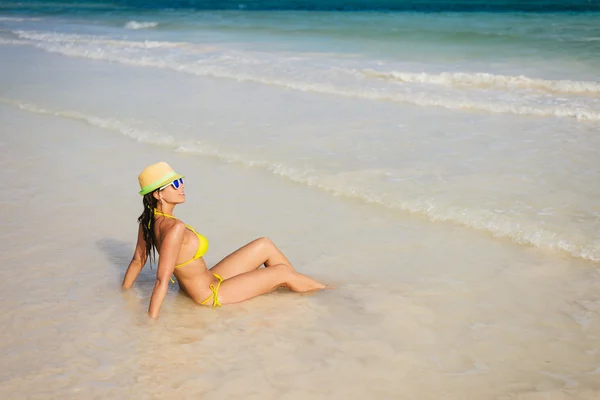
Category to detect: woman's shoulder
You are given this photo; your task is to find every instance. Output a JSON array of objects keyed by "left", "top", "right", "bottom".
[{"left": 154, "top": 215, "right": 186, "bottom": 233}]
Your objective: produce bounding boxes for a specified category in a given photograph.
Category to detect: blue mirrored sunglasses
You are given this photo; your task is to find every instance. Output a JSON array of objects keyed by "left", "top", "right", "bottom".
[{"left": 159, "top": 178, "right": 184, "bottom": 191}]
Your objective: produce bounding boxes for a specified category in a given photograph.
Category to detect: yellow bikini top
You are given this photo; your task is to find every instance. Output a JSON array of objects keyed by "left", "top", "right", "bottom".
[{"left": 154, "top": 210, "right": 209, "bottom": 268}]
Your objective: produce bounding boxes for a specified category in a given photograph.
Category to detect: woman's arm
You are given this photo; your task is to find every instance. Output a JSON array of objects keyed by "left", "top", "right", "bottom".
[
  {"left": 148, "top": 221, "right": 185, "bottom": 319},
  {"left": 122, "top": 224, "right": 148, "bottom": 290}
]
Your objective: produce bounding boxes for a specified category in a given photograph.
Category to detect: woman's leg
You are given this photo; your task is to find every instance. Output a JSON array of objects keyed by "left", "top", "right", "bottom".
[
  {"left": 211, "top": 264, "right": 326, "bottom": 306},
  {"left": 210, "top": 237, "right": 295, "bottom": 280}
]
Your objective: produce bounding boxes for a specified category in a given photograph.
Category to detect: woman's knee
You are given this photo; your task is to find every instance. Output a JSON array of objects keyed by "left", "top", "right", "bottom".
[{"left": 255, "top": 236, "right": 275, "bottom": 251}]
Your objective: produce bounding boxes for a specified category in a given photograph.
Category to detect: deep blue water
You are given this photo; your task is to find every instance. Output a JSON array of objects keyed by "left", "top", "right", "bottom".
[{"left": 1, "top": 0, "right": 600, "bottom": 12}]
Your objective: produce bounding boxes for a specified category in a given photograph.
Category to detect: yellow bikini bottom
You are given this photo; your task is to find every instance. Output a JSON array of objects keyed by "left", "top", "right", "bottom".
[{"left": 200, "top": 273, "right": 223, "bottom": 307}]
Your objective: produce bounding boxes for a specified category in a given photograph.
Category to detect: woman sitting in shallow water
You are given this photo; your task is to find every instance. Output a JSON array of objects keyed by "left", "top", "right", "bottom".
[{"left": 122, "top": 162, "right": 326, "bottom": 319}]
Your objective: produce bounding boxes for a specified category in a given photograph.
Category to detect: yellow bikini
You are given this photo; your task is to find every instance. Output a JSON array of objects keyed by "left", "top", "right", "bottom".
[
  {"left": 200, "top": 274, "right": 223, "bottom": 307},
  {"left": 154, "top": 210, "right": 208, "bottom": 267},
  {"left": 154, "top": 210, "right": 222, "bottom": 307}
]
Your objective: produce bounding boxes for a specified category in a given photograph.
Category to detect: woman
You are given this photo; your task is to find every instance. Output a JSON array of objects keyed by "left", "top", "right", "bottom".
[{"left": 122, "top": 162, "right": 326, "bottom": 319}]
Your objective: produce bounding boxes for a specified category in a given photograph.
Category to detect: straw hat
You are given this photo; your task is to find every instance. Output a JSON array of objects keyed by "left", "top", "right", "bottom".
[{"left": 138, "top": 162, "right": 184, "bottom": 195}]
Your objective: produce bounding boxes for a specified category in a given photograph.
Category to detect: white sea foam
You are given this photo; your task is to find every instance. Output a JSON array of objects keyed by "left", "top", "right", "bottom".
[
  {"left": 0, "top": 17, "right": 41, "bottom": 22},
  {"left": 124, "top": 21, "right": 159, "bottom": 30},
  {"left": 12, "top": 30, "right": 99, "bottom": 43},
  {"left": 13, "top": 30, "right": 185, "bottom": 48},
  {"left": 363, "top": 69, "right": 600, "bottom": 95},
  {"left": 0, "top": 98, "right": 175, "bottom": 146},
  {"left": 0, "top": 38, "right": 33, "bottom": 46},
  {"left": 0, "top": 2, "right": 127, "bottom": 9},
  {"left": 2, "top": 97, "right": 599, "bottom": 262}
]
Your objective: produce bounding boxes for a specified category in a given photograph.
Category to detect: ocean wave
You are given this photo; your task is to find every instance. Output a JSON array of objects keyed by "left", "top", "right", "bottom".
[
  {"left": 124, "top": 21, "right": 159, "bottom": 30},
  {"left": 9, "top": 30, "right": 600, "bottom": 122},
  {"left": 0, "top": 38, "right": 33, "bottom": 46},
  {"left": 13, "top": 30, "right": 184, "bottom": 48},
  {"left": 2, "top": 97, "right": 599, "bottom": 262},
  {"left": 363, "top": 69, "right": 600, "bottom": 95},
  {"left": 33, "top": 49, "right": 600, "bottom": 121},
  {"left": 0, "top": 17, "right": 42, "bottom": 22},
  {"left": 13, "top": 30, "right": 100, "bottom": 43},
  {"left": 0, "top": 2, "right": 128, "bottom": 10},
  {"left": 0, "top": 98, "right": 176, "bottom": 146}
]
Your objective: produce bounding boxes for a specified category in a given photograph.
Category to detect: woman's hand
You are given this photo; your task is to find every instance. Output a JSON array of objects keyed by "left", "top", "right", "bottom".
[{"left": 122, "top": 224, "right": 148, "bottom": 289}]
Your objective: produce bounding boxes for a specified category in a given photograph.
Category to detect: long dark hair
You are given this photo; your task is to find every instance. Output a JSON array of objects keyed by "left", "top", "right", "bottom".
[{"left": 138, "top": 192, "right": 159, "bottom": 265}]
